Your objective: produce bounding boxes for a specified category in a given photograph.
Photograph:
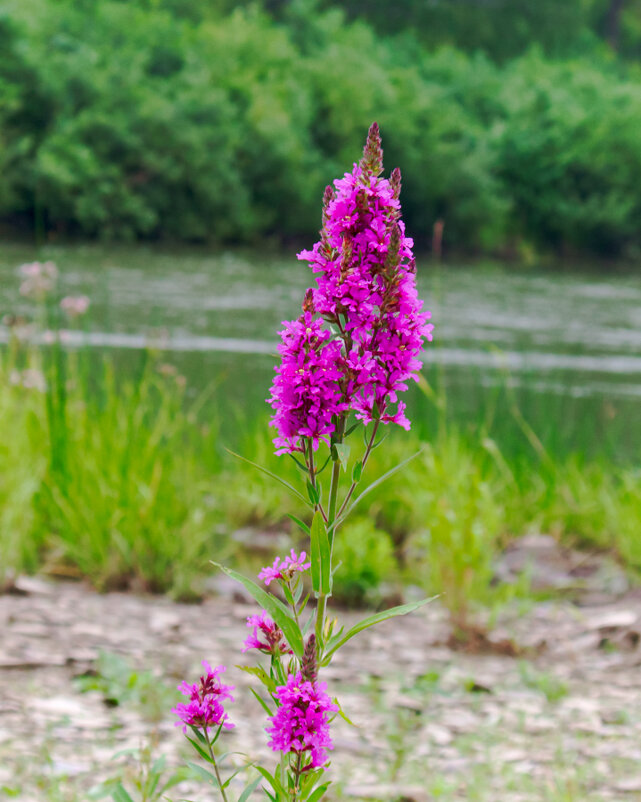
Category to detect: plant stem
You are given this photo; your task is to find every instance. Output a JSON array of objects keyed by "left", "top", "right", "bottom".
[
  {"left": 291, "top": 753, "right": 303, "bottom": 802},
  {"left": 306, "top": 438, "right": 328, "bottom": 523},
  {"left": 203, "top": 729, "right": 229, "bottom": 802},
  {"left": 287, "top": 578, "right": 302, "bottom": 631},
  {"left": 336, "top": 419, "right": 380, "bottom": 519},
  {"left": 315, "top": 414, "right": 346, "bottom": 649}
]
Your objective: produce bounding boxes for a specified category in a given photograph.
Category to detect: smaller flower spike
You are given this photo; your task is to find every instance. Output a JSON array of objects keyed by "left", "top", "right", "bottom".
[
  {"left": 302, "top": 288, "right": 315, "bottom": 314},
  {"left": 359, "top": 121, "right": 383, "bottom": 179},
  {"left": 172, "top": 661, "right": 234, "bottom": 733},
  {"left": 266, "top": 671, "right": 338, "bottom": 768},
  {"left": 242, "top": 611, "right": 291, "bottom": 655},
  {"left": 301, "top": 634, "right": 317, "bottom": 683},
  {"left": 390, "top": 167, "right": 402, "bottom": 202},
  {"left": 258, "top": 550, "right": 311, "bottom": 586}
]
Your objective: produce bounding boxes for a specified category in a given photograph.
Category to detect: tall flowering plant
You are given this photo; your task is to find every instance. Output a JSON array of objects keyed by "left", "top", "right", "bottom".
[{"left": 174, "top": 123, "right": 434, "bottom": 800}]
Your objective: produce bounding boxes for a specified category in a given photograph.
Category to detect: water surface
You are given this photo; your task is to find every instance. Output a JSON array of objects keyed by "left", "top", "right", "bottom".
[{"left": 1, "top": 243, "right": 639, "bottom": 460}]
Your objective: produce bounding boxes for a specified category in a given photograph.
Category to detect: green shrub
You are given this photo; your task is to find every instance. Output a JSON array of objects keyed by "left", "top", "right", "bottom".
[{"left": 3, "top": 0, "right": 641, "bottom": 254}]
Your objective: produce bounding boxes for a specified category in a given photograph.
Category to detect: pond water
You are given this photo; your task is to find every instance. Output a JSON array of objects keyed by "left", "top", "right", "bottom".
[{"left": 1, "top": 242, "right": 640, "bottom": 461}]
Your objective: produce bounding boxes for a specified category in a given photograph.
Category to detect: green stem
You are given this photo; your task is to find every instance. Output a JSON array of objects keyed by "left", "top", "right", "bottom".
[
  {"left": 291, "top": 753, "right": 304, "bottom": 802},
  {"left": 336, "top": 419, "right": 380, "bottom": 520},
  {"left": 315, "top": 415, "right": 346, "bottom": 649},
  {"left": 306, "top": 437, "right": 328, "bottom": 523},
  {"left": 287, "top": 578, "right": 302, "bottom": 631},
  {"left": 203, "top": 729, "right": 229, "bottom": 802}
]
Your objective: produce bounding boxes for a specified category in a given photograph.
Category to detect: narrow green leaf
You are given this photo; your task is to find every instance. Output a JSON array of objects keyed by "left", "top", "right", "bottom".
[
  {"left": 222, "top": 765, "right": 247, "bottom": 789},
  {"left": 306, "top": 782, "right": 331, "bottom": 802},
  {"left": 319, "top": 524, "right": 331, "bottom": 596},
  {"left": 189, "top": 726, "right": 207, "bottom": 745},
  {"left": 352, "top": 460, "right": 362, "bottom": 483},
  {"left": 370, "top": 430, "right": 389, "bottom": 450},
  {"left": 310, "top": 514, "right": 331, "bottom": 596},
  {"left": 249, "top": 686, "right": 274, "bottom": 716},
  {"left": 213, "top": 751, "right": 246, "bottom": 764},
  {"left": 306, "top": 480, "right": 320, "bottom": 506},
  {"left": 333, "top": 442, "right": 350, "bottom": 472},
  {"left": 112, "top": 785, "right": 135, "bottom": 802},
  {"left": 282, "top": 583, "right": 296, "bottom": 607},
  {"left": 298, "top": 593, "right": 310, "bottom": 617},
  {"left": 238, "top": 775, "right": 263, "bottom": 802},
  {"left": 225, "top": 450, "right": 308, "bottom": 505},
  {"left": 211, "top": 720, "right": 225, "bottom": 746},
  {"left": 236, "top": 664, "right": 277, "bottom": 694},
  {"left": 146, "top": 771, "right": 161, "bottom": 798},
  {"left": 288, "top": 453, "right": 309, "bottom": 473},
  {"left": 187, "top": 762, "right": 217, "bottom": 787},
  {"left": 322, "top": 597, "right": 437, "bottom": 662},
  {"left": 310, "top": 512, "right": 321, "bottom": 594},
  {"left": 301, "top": 769, "right": 323, "bottom": 792},
  {"left": 255, "top": 766, "right": 287, "bottom": 800},
  {"left": 151, "top": 756, "right": 166, "bottom": 774},
  {"left": 315, "top": 452, "right": 332, "bottom": 475},
  {"left": 286, "top": 513, "right": 310, "bottom": 536},
  {"left": 185, "top": 737, "right": 211, "bottom": 763},
  {"left": 334, "top": 699, "right": 358, "bottom": 728},
  {"left": 211, "top": 564, "right": 303, "bottom": 658},
  {"left": 339, "top": 449, "right": 423, "bottom": 522}
]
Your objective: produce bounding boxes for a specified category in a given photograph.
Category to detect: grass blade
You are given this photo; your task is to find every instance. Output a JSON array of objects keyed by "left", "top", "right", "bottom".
[
  {"left": 225, "top": 449, "right": 308, "bottom": 505},
  {"left": 322, "top": 596, "right": 436, "bottom": 662}
]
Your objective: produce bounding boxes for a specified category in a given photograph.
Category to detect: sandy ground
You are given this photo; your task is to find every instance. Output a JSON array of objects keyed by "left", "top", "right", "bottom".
[{"left": 1, "top": 571, "right": 641, "bottom": 802}]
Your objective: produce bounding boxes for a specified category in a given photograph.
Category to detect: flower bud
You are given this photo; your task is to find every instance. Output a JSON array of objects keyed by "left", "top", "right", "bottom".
[
  {"left": 390, "top": 167, "right": 402, "bottom": 200},
  {"left": 360, "top": 121, "right": 383, "bottom": 179},
  {"left": 339, "top": 235, "right": 353, "bottom": 284},
  {"left": 301, "top": 634, "right": 317, "bottom": 683},
  {"left": 302, "top": 288, "right": 315, "bottom": 314},
  {"left": 322, "top": 185, "right": 335, "bottom": 222},
  {"left": 384, "top": 221, "right": 401, "bottom": 277}
]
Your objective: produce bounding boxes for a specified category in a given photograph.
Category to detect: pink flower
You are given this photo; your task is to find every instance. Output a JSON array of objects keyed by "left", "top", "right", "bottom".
[
  {"left": 269, "top": 124, "right": 433, "bottom": 454},
  {"left": 266, "top": 671, "right": 338, "bottom": 768},
  {"left": 18, "top": 261, "right": 58, "bottom": 299},
  {"left": 258, "top": 550, "right": 311, "bottom": 586},
  {"left": 172, "top": 661, "right": 234, "bottom": 733},
  {"left": 268, "top": 311, "right": 347, "bottom": 455},
  {"left": 60, "top": 295, "right": 90, "bottom": 318},
  {"left": 242, "top": 611, "right": 291, "bottom": 655}
]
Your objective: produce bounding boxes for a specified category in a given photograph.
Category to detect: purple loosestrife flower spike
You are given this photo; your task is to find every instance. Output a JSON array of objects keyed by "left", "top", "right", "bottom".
[
  {"left": 297, "top": 127, "right": 433, "bottom": 432},
  {"left": 172, "top": 661, "right": 234, "bottom": 733},
  {"left": 258, "top": 550, "right": 311, "bottom": 586},
  {"left": 242, "top": 611, "right": 291, "bottom": 655},
  {"left": 266, "top": 671, "right": 338, "bottom": 769},
  {"left": 270, "top": 124, "right": 432, "bottom": 453}
]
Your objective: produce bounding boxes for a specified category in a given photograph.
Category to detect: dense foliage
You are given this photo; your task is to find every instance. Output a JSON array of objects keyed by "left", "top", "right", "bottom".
[{"left": 2, "top": 0, "right": 641, "bottom": 254}]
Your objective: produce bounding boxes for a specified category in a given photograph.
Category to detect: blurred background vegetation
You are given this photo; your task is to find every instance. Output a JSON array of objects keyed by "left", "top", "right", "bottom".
[
  {"left": 2, "top": 0, "right": 641, "bottom": 256},
  {"left": 1, "top": 0, "right": 641, "bottom": 626}
]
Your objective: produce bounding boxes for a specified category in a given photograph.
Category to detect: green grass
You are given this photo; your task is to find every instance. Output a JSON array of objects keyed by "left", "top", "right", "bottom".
[{"left": 1, "top": 323, "right": 640, "bottom": 615}]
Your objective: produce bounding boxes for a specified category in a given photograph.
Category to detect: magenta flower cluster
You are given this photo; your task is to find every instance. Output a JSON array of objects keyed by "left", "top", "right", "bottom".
[
  {"left": 266, "top": 671, "right": 338, "bottom": 768},
  {"left": 172, "top": 661, "right": 234, "bottom": 733},
  {"left": 268, "top": 123, "right": 433, "bottom": 453},
  {"left": 242, "top": 611, "right": 291, "bottom": 655},
  {"left": 258, "top": 550, "right": 311, "bottom": 585},
  {"left": 269, "top": 312, "right": 346, "bottom": 455}
]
